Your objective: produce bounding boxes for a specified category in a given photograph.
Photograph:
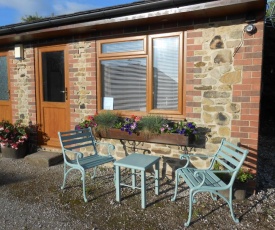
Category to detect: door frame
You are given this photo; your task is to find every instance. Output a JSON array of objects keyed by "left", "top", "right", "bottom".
[
  {"left": 0, "top": 51, "right": 12, "bottom": 122},
  {"left": 35, "top": 44, "right": 70, "bottom": 146}
]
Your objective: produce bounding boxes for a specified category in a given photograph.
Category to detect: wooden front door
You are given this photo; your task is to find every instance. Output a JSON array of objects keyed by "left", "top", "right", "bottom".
[
  {"left": 0, "top": 52, "right": 12, "bottom": 121},
  {"left": 36, "top": 45, "right": 70, "bottom": 147}
]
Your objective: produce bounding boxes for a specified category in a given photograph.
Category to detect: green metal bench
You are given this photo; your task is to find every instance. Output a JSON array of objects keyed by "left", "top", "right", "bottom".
[
  {"left": 171, "top": 139, "right": 249, "bottom": 227},
  {"left": 58, "top": 127, "right": 115, "bottom": 202}
]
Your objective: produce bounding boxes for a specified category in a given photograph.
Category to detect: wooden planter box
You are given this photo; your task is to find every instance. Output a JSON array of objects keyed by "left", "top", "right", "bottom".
[{"left": 96, "top": 128, "right": 193, "bottom": 146}]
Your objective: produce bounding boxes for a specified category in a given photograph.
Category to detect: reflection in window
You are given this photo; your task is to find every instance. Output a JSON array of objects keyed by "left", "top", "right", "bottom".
[
  {"left": 0, "top": 56, "right": 9, "bottom": 101},
  {"left": 102, "top": 40, "right": 144, "bottom": 53},
  {"left": 153, "top": 37, "right": 179, "bottom": 110},
  {"left": 101, "top": 58, "right": 147, "bottom": 111},
  {"left": 42, "top": 51, "right": 65, "bottom": 102}
]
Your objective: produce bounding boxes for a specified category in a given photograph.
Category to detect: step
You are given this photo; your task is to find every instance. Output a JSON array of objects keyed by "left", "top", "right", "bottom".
[{"left": 24, "top": 151, "right": 63, "bottom": 167}]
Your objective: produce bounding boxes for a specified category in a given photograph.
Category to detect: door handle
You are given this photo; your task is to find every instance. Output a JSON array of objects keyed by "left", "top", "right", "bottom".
[{"left": 60, "top": 87, "right": 68, "bottom": 100}]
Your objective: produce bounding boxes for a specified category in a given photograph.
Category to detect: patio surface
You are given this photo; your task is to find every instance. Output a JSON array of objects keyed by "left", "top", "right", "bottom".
[{"left": 0, "top": 153, "right": 275, "bottom": 229}]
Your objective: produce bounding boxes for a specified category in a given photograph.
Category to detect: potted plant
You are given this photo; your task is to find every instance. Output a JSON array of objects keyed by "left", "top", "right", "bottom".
[
  {"left": 0, "top": 120, "right": 29, "bottom": 158},
  {"left": 234, "top": 167, "right": 255, "bottom": 200},
  {"left": 75, "top": 112, "right": 199, "bottom": 145},
  {"left": 75, "top": 115, "right": 97, "bottom": 130},
  {"left": 93, "top": 111, "right": 122, "bottom": 136},
  {"left": 76, "top": 112, "right": 198, "bottom": 146},
  {"left": 138, "top": 115, "right": 170, "bottom": 138},
  {"left": 214, "top": 162, "right": 254, "bottom": 200}
]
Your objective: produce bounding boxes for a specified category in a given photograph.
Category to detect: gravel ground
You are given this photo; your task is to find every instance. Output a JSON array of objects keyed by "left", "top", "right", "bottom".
[{"left": 0, "top": 136, "right": 275, "bottom": 230}]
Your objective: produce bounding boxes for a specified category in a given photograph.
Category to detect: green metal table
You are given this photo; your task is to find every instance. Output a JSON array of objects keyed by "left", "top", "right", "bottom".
[{"left": 114, "top": 153, "right": 160, "bottom": 209}]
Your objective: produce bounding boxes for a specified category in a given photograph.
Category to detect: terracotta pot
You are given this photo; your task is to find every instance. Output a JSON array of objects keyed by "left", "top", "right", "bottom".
[
  {"left": 1, "top": 143, "right": 27, "bottom": 159},
  {"left": 97, "top": 128, "right": 193, "bottom": 146}
]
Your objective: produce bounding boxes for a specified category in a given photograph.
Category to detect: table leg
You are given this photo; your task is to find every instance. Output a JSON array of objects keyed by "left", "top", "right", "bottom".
[
  {"left": 155, "top": 161, "right": 159, "bottom": 195},
  {"left": 141, "top": 170, "right": 146, "bottom": 209},
  {"left": 131, "top": 168, "right": 136, "bottom": 189},
  {"left": 115, "top": 165, "right": 121, "bottom": 202}
]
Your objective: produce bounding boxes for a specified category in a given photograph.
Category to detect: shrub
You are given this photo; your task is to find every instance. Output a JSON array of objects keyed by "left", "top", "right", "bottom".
[
  {"left": 0, "top": 120, "right": 28, "bottom": 149},
  {"left": 93, "top": 111, "right": 122, "bottom": 132}
]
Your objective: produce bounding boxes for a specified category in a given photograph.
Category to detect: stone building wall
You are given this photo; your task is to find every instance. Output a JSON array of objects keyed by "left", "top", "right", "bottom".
[
  {"left": 9, "top": 46, "right": 36, "bottom": 124},
  {"left": 185, "top": 21, "right": 264, "bottom": 173},
  {"left": 7, "top": 15, "right": 264, "bottom": 177},
  {"left": 98, "top": 20, "right": 264, "bottom": 176},
  {"left": 67, "top": 40, "right": 97, "bottom": 130}
]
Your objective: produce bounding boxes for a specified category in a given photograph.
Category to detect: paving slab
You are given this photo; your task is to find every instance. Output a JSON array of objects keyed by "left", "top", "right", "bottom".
[{"left": 24, "top": 151, "right": 63, "bottom": 167}]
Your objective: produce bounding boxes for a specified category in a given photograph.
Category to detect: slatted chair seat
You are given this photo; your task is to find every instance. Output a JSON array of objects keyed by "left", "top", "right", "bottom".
[
  {"left": 177, "top": 168, "right": 227, "bottom": 189},
  {"left": 171, "top": 138, "right": 249, "bottom": 227},
  {"left": 58, "top": 127, "right": 115, "bottom": 202},
  {"left": 70, "top": 154, "right": 115, "bottom": 170}
]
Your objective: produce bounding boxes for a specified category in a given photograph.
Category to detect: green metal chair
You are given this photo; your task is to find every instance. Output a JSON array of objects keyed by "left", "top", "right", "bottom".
[
  {"left": 171, "top": 139, "right": 249, "bottom": 227},
  {"left": 58, "top": 127, "right": 115, "bottom": 202}
]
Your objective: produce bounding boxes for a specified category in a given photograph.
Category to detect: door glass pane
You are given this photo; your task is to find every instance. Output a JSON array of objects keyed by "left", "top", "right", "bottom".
[
  {"left": 102, "top": 40, "right": 144, "bottom": 53},
  {"left": 0, "top": 56, "right": 9, "bottom": 101},
  {"left": 101, "top": 58, "right": 147, "bottom": 111},
  {"left": 42, "top": 51, "right": 65, "bottom": 102},
  {"left": 153, "top": 36, "right": 179, "bottom": 110}
]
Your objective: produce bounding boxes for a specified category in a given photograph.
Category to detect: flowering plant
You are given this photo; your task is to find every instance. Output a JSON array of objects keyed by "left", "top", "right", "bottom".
[
  {"left": 120, "top": 115, "right": 197, "bottom": 137},
  {"left": 169, "top": 119, "right": 198, "bottom": 136},
  {"left": 75, "top": 115, "right": 97, "bottom": 130},
  {"left": 120, "top": 115, "right": 141, "bottom": 134},
  {"left": 76, "top": 113, "right": 198, "bottom": 137},
  {"left": 0, "top": 120, "right": 28, "bottom": 149}
]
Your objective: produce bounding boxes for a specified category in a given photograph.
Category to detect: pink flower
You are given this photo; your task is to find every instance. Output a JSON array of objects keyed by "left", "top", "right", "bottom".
[{"left": 87, "top": 115, "right": 94, "bottom": 121}]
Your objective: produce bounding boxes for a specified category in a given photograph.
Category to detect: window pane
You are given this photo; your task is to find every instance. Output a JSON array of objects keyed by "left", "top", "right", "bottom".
[
  {"left": 102, "top": 40, "right": 144, "bottom": 53},
  {"left": 153, "top": 36, "right": 179, "bottom": 110},
  {"left": 0, "top": 56, "right": 9, "bottom": 100},
  {"left": 101, "top": 58, "right": 147, "bottom": 111},
  {"left": 42, "top": 51, "right": 65, "bottom": 102}
]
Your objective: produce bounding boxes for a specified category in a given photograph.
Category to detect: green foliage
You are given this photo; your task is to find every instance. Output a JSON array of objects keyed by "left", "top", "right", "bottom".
[
  {"left": 170, "top": 119, "right": 197, "bottom": 136},
  {"left": 75, "top": 115, "right": 97, "bottom": 130},
  {"left": 213, "top": 161, "right": 223, "bottom": 170},
  {"left": 76, "top": 112, "right": 198, "bottom": 137},
  {"left": 213, "top": 161, "right": 231, "bottom": 182},
  {"left": 21, "top": 13, "right": 44, "bottom": 22},
  {"left": 237, "top": 168, "right": 254, "bottom": 183},
  {"left": 267, "top": 1, "right": 275, "bottom": 16},
  {"left": 139, "top": 115, "right": 169, "bottom": 136},
  {"left": 93, "top": 111, "right": 121, "bottom": 132},
  {"left": 0, "top": 120, "right": 29, "bottom": 149},
  {"left": 213, "top": 161, "right": 254, "bottom": 183}
]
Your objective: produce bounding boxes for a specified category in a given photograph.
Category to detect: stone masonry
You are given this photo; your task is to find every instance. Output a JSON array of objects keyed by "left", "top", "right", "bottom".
[{"left": 8, "top": 15, "right": 264, "bottom": 178}]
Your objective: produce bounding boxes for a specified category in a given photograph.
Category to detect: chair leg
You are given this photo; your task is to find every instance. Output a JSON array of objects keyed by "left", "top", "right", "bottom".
[
  {"left": 61, "top": 164, "right": 68, "bottom": 189},
  {"left": 61, "top": 166, "right": 75, "bottom": 189},
  {"left": 91, "top": 166, "right": 97, "bottom": 179},
  {"left": 184, "top": 190, "right": 194, "bottom": 227},
  {"left": 171, "top": 170, "right": 180, "bottom": 201},
  {"left": 210, "top": 192, "right": 218, "bottom": 201},
  {"left": 81, "top": 170, "right": 88, "bottom": 202},
  {"left": 113, "top": 165, "right": 116, "bottom": 184},
  {"left": 228, "top": 187, "right": 239, "bottom": 223}
]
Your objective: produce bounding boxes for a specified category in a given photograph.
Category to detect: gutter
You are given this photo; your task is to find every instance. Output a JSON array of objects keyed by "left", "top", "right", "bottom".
[{"left": 0, "top": 0, "right": 210, "bottom": 36}]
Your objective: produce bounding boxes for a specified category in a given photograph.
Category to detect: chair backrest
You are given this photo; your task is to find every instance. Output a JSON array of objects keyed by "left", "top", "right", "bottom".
[
  {"left": 211, "top": 139, "right": 249, "bottom": 184},
  {"left": 58, "top": 127, "right": 98, "bottom": 159}
]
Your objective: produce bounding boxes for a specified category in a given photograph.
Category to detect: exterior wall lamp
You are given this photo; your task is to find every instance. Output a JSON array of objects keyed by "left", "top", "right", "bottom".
[
  {"left": 244, "top": 23, "right": 257, "bottom": 35},
  {"left": 14, "top": 44, "right": 24, "bottom": 60}
]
